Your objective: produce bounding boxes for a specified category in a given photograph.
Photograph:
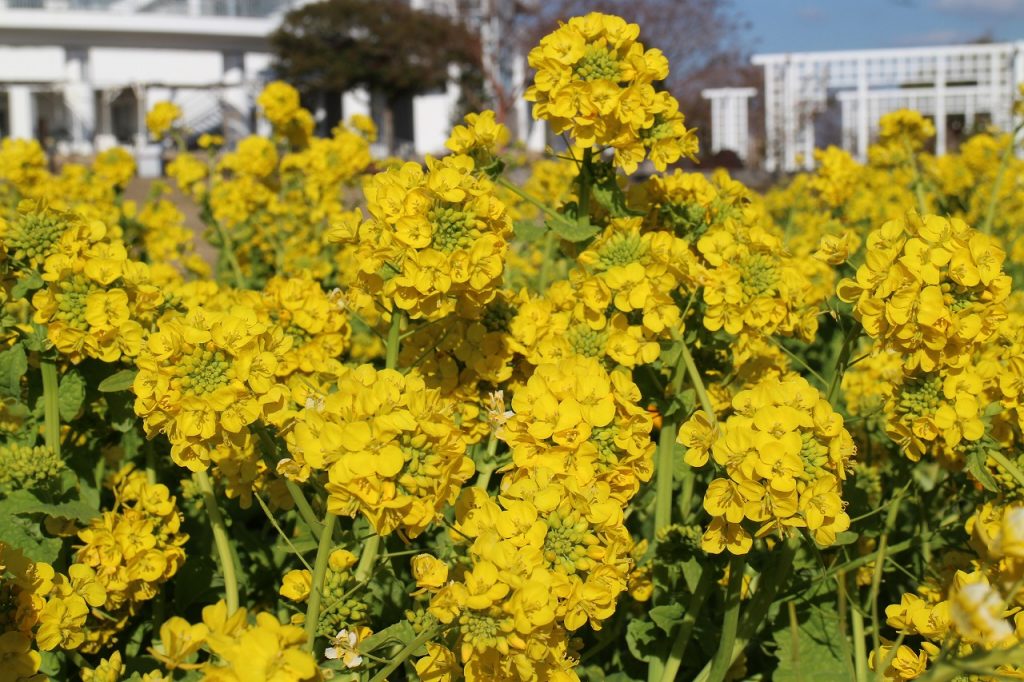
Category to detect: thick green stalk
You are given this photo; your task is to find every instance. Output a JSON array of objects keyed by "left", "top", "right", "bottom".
[
  {"left": 679, "top": 340, "right": 715, "bottom": 422},
  {"left": 40, "top": 356, "right": 61, "bottom": 459},
  {"left": 536, "top": 229, "right": 556, "bottom": 293},
  {"left": 708, "top": 556, "right": 747, "bottom": 682},
  {"left": 659, "top": 567, "right": 716, "bottom": 682},
  {"left": 869, "top": 489, "right": 905, "bottom": 662},
  {"left": 194, "top": 470, "right": 239, "bottom": 614},
  {"left": 354, "top": 534, "right": 381, "bottom": 584},
  {"left": 653, "top": 417, "right": 678, "bottom": 539},
  {"left": 852, "top": 600, "right": 869, "bottom": 682},
  {"left": 385, "top": 310, "right": 402, "bottom": 370},
  {"left": 980, "top": 126, "right": 1021, "bottom": 235},
  {"left": 304, "top": 511, "right": 337, "bottom": 651}
]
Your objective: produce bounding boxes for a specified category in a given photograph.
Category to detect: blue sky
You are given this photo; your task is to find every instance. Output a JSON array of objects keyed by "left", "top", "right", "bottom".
[{"left": 742, "top": 0, "right": 1024, "bottom": 54}]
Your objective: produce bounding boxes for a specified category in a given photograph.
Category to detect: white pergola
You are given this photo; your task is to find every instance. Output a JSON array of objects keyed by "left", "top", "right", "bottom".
[
  {"left": 750, "top": 41, "right": 1024, "bottom": 171},
  {"left": 701, "top": 87, "right": 756, "bottom": 161}
]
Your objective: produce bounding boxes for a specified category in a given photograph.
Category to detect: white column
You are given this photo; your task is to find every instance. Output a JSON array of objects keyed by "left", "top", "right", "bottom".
[
  {"left": 8, "top": 85, "right": 33, "bottom": 139},
  {"left": 763, "top": 64, "right": 777, "bottom": 172},
  {"left": 856, "top": 57, "right": 869, "bottom": 163},
  {"left": 222, "top": 51, "right": 248, "bottom": 143},
  {"left": 95, "top": 89, "right": 117, "bottom": 151},
  {"left": 1013, "top": 44, "right": 1023, "bottom": 156},
  {"left": 935, "top": 54, "right": 947, "bottom": 155},
  {"left": 63, "top": 48, "right": 95, "bottom": 155},
  {"left": 512, "top": 54, "right": 529, "bottom": 144},
  {"left": 782, "top": 62, "right": 796, "bottom": 171}
]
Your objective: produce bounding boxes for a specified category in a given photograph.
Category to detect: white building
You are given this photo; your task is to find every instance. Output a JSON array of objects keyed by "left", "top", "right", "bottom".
[
  {"left": 0, "top": 0, "right": 503, "bottom": 173},
  {"left": 704, "top": 41, "right": 1024, "bottom": 172}
]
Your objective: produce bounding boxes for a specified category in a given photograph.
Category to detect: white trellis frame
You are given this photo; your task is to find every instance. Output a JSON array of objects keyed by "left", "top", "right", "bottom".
[
  {"left": 701, "top": 87, "right": 757, "bottom": 161},
  {"left": 750, "top": 41, "right": 1024, "bottom": 172}
]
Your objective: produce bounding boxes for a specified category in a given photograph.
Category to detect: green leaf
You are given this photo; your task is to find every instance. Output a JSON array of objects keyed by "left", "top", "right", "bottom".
[
  {"left": 11, "top": 270, "right": 43, "bottom": 300},
  {"left": 0, "top": 489, "right": 99, "bottom": 522},
  {"left": 58, "top": 369, "right": 86, "bottom": 421},
  {"left": 965, "top": 447, "right": 999, "bottom": 492},
  {"left": 358, "top": 620, "right": 416, "bottom": 654},
  {"left": 98, "top": 369, "right": 138, "bottom": 393},
  {"left": 546, "top": 213, "right": 600, "bottom": 243},
  {"left": 649, "top": 604, "right": 685, "bottom": 635},
  {"left": 832, "top": 531, "right": 859, "bottom": 547},
  {"left": 0, "top": 343, "right": 27, "bottom": 399},
  {"left": 513, "top": 220, "right": 548, "bottom": 242},
  {"left": 625, "top": 618, "right": 658, "bottom": 663},
  {"left": 773, "top": 600, "right": 850, "bottom": 682},
  {"left": 591, "top": 168, "right": 644, "bottom": 219},
  {"left": 0, "top": 514, "right": 61, "bottom": 563}
]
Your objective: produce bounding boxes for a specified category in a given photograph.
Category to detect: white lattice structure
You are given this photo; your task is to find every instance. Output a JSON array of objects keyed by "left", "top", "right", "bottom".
[
  {"left": 751, "top": 41, "right": 1024, "bottom": 172},
  {"left": 701, "top": 87, "right": 756, "bottom": 161}
]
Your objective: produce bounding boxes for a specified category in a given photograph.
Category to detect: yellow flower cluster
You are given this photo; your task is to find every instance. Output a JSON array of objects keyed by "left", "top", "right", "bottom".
[
  {"left": 258, "top": 80, "right": 315, "bottom": 148},
  {"left": 526, "top": 12, "right": 698, "bottom": 174},
  {"left": 279, "top": 549, "right": 368, "bottom": 637},
  {"left": 133, "top": 306, "right": 290, "bottom": 471},
  {"left": 285, "top": 364, "right": 475, "bottom": 537},
  {"left": 839, "top": 212, "right": 1010, "bottom": 372},
  {"left": 0, "top": 542, "right": 50, "bottom": 682},
  {"left": 70, "top": 467, "right": 187, "bottom": 653},
  {"left": 346, "top": 154, "right": 513, "bottom": 320},
  {"left": 680, "top": 375, "right": 855, "bottom": 554},
  {"left": 416, "top": 357, "right": 654, "bottom": 681},
  {"left": 151, "top": 600, "right": 320, "bottom": 680},
  {"left": 146, "top": 101, "right": 182, "bottom": 140}
]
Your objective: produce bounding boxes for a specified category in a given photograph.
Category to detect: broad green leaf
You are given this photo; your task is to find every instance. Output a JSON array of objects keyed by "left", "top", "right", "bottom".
[
  {"left": 965, "top": 447, "right": 999, "bottom": 492},
  {"left": 0, "top": 489, "right": 98, "bottom": 522},
  {"left": 0, "top": 514, "right": 61, "bottom": 563},
  {"left": 358, "top": 619, "right": 417, "bottom": 654},
  {"left": 773, "top": 600, "right": 850, "bottom": 682},
  {"left": 650, "top": 604, "right": 685, "bottom": 635},
  {"left": 0, "top": 343, "right": 27, "bottom": 399},
  {"left": 547, "top": 214, "right": 600, "bottom": 243},
  {"left": 513, "top": 220, "right": 548, "bottom": 241},
  {"left": 591, "top": 168, "right": 644, "bottom": 219},
  {"left": 625, "top": 618, "right": 658, "bottom": 663},
  {"left": 98, "top": 369, "right": 138, "bottom": 393},
  {"left": 58, "top": 369, "right": 86, "bottom": 421}
]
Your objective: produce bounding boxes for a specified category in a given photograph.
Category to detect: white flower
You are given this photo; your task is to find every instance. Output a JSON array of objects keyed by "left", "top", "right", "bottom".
[
  {"left": 485, "top": 389, "right": 515, "bottom": 437},
  {"left": 950, "top": 580, "right": 1013, "bottom": 645},
  {"left": 324, "top": 629, "right": 364, "bottom": 668}
]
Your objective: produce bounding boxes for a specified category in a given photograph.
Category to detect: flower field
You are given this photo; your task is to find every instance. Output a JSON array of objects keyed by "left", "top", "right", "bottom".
[{"left": 5, "top": 11, "right": 1024, "bottom": 681}]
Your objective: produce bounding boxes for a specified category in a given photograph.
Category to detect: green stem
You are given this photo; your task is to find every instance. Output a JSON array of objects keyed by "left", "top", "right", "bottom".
[
  {"left": 215, "top": 228, "right": 246, "bottom": 289},
  {"left": 659, "top": 567, "right": 717, "bottom": 682},
  {"left": 579, "top": 146, "right": 593, "bottom": 220},
  {"left": 40, "top": 355, "right": 61, "bottom": 459},
  {"left": 679, "top": 339, "right": 715, "bottom": 423},
  {"left": 852, "top": 600, "right": 869, "bottom": 682},
  {"left": 980, "top": 127, "right": 1021, "bottom": 235},
  {"left": 368, "top": 625, "right": 444, "bottom": 682},
  {"left": 354, "top": 533, "right": 381, "bottom": 584},
  {"left": 386, "top": 309, "right": 402, "bottom": 370},
  {"left": 869, "top": 488, "right": 905, "bottom": 662},
  {"left": 304, "top": 511, "right": 337, "bottom": 651},
  {"left": 495, "top": 177, "right": 567, "bottom": 225},
  {"left": 253, "top": 422, "right": 324, "bottom": 536},
  {"left": 653, "top": 416, "right": 678, "bottom": 539},
  {"left": 536, "top": 229, "right": 556, "bottom": 293},
  {"left": 708, "top": 555, "right": 747, "bottom": 682},
  {"left": 194, "top": 470, "right": 239, "bottom": 615},
  {"left": 475, "top": 433, "right": 499, "bottom": 490}
]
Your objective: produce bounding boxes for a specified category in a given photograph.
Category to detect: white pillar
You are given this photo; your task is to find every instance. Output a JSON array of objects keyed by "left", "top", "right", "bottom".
[
  {"left": 63, "top": 49, "right": 95, "bottom": 155},
  {"left": 526, "top": 115, "right": 546, "bottom": 153},
  {"left": 8, "top": 85, "right": 33, "bottom": 139},
  {"left": 513, "top": 55, "right": 529, "bottom": 144},
  {"left": 856, "top": 58, "right": 869, "bottom": 163},
  {"left": 935, "top": 54, "right": 947, "bottom": 155},
  {"left": 95, "top": 89, "right": 117, "bottom": 151},
  {"left": 763, "top": 65, "right": 776, "bottom": 171},
  {"left": 222, "top": 51, "right": 248, "bottom": 143},
  {"left": 1013, "top": 44, "right": 1023, "bottom": 156},
  {"left": 782, "top": 62, "right": 797, "bottom": 171}
]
